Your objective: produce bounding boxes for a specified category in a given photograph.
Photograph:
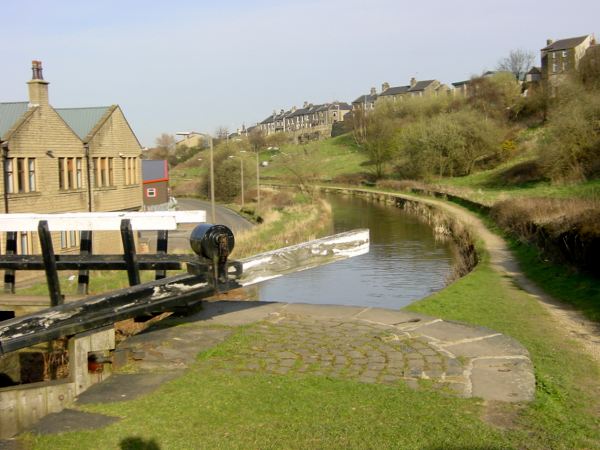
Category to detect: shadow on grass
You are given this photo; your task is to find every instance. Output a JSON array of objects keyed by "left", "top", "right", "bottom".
[{"left": 120, "top": 437, "right": 161, "bottom": 450}]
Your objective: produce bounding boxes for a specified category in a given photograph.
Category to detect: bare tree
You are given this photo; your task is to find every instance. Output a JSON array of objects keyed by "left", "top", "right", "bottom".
[
  {"left": 215, "top": 126, "right": 229, "bottom": 140},
  {"left": 155, "top": 133, "right": 176, "bottom": 153},
  {"left": 497, "top": 49, "right": 536, "bottom": 81}
]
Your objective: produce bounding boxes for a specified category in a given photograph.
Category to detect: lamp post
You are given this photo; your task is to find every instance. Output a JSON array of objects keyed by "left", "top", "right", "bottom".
[{"left": 176, "top": 131, "right": 215, "bottom": 223}]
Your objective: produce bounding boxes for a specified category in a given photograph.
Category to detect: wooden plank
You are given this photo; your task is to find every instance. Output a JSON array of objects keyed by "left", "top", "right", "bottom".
[
  {"left": 77, "top": 230, "right": 93, "bottom": 295},
  {"left": 0, "top": 215, "right": 177, "bottom": 232},
  {"left": 120, "top": 219, "right": 140, "bottom": 286},
  {"left": 0, "top": 229, "right": 369, "bottom": 355},
  {"left": 0, "top": 210, "right": 206, "bottom": 232},
  {"left": 3, "top": 232, "right": 17, "bottom": 294},
  {"left": 0, "top": 254, "right": 191, "bottom": 270},
  {"left": 37, "top": 221, "right": 63, "bottom": 306}
]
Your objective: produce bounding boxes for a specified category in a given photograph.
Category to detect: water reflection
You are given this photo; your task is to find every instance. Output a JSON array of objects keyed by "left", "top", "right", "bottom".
[{"left": 257, "top": 193, "right": 454, "bottom": 309}]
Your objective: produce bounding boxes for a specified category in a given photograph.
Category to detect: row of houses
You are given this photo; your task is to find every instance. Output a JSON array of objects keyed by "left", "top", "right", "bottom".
[
  {"left": 0, "top": 61, "right": 145, "bottom": 254},
  {"left": 257, "top": 101, "right": 352, "bottom": 135},
  {"left": 251, "top": 33, "right": 597, "bottom": 135}
]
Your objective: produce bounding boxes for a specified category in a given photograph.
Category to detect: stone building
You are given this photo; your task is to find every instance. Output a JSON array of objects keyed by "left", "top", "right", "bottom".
[
  {"left": 0, "top": 61, "right": 143, "bottom": 255},
  {"left": 541, "top": 34, "right": 596, "bottom": 91}
]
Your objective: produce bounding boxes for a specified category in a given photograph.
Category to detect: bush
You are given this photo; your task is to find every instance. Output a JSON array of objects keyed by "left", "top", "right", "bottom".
[
  {"left": 395, "top": 109, "right": 505, "bottom": 179},
  {"left": 537, "top": 83, "right": 600, "bottom": 181}
]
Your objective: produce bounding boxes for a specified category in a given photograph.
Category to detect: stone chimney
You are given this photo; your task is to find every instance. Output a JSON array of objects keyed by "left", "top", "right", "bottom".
[
  {"left": 27, "top": 60, "right": 50, "bottom": 107},
  {"left": 370, "top": 87, "right": 376, "bottom": 96},
  {"left": 410, "top": 77, "right": 417, "bottom": 88},
  {"left": 381, "top": 82, "right": 390, "bottom": 92},
  {"left": 546, "top": 39, "right": 554, "bottom": 46},
  {"left": 303, "top": 101, "right": 308, "bottom": 108}
]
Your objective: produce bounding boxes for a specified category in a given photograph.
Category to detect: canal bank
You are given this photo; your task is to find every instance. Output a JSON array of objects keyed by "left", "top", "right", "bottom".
[
  {"left": 315, "top": 185, "right": 600, "bottom": 365},
  {"left": 12, "top": 187, "right": 600, "bottom": 449}
]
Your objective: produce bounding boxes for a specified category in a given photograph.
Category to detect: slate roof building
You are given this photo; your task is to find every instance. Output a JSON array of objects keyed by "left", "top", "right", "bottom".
[
  {"left": 142, "top": 160, "right": 169, "bottom": 209},
  {"left": 541, "top": 34, "right": 596, "bottom": 89},
  {"left": 0, "top": 61, "right": 142, "bottom": 255}
]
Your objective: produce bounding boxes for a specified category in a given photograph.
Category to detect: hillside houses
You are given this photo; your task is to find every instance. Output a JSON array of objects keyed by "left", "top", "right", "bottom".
[{"left": 258, "top": 101, "right": 351, "bottom": 135}]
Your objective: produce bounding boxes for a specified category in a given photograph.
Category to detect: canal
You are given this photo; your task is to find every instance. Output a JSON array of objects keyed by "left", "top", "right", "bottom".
[{"left": 256, "top": 193, "right": 456, "bottom": 309}]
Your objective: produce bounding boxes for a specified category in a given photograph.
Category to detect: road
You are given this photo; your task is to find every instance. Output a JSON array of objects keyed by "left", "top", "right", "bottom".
[{"left": 140, "top": 198, "right": 253, "bottom": 253}]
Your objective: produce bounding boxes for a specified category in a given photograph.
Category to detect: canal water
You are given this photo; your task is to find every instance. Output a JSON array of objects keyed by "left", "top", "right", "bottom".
[{"left": 257, "top": 193, "right": 455, "bottom": 309}]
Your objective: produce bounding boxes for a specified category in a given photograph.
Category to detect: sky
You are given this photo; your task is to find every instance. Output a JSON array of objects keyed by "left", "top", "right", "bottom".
[{"left": 1, "top": 0, "right": 599, "bottom": 147}]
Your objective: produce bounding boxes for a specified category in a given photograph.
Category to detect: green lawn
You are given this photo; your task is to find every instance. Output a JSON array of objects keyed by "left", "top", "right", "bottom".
[
  {"left": 261, "top": 134, "right": 369, "bottom": 182},
  {"left": 23, "top": 245, "right": 600, "bottom": 449}
]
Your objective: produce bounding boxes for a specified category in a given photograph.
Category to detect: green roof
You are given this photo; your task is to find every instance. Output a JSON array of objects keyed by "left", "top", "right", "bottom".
[
  {"left": 0, "top": 102, "right": 29, "bottom": 139},
  {"left": 55, "top": 106, "right": 111, "bottom": 140}
]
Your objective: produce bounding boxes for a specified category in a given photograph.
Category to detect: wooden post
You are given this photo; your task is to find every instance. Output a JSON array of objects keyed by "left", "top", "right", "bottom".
[
  {"left": 77, "top": 230, "right": 92, "bottom": 295},
  {"left": 120, "top": 219, "right": 140, "bottom": 286},
  {"left": 3, "top": 231, "right": 17, "bottom": 293},
  {"left": 37, "top": 220, "right": 63, "bottom": 306},
  {"left": 155, "top": 229, "right": 168, "bottom": 280}
]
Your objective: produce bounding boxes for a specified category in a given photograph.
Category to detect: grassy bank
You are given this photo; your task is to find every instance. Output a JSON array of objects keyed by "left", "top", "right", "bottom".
[{"left": 23, "top": 192, "right": 600, "bottom": 449}]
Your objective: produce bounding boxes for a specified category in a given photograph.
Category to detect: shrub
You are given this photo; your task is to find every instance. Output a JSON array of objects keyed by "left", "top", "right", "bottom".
[{"left": 537, "top": 84, "right": 600, "bottom": 181}]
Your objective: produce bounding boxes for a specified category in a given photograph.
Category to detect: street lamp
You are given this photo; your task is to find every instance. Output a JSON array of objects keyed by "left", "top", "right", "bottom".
[
  {"left": 228, "top": 155, "right": 244, "bottom": 208},
  {"left": 176, "top": 131, "right": 215, "bottom": 223}
]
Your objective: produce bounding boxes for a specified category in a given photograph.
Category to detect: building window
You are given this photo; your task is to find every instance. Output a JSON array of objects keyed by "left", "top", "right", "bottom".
[
  {"left": 93, "top": 157, "right": 114, "bottom": 187},
  {"left": 60, "top": 230, "right": 79, "bottom": 249},
  {"left": 19, "top": 231, "right": 33, "bottom": 255},
  {"left": 58, "top": 157, "right": 83, "bottom": 190},
  {"left": 552, "top": 63, "right": 558, "bottom": 73},
  {"left": 4, "top": 157, "right": 36, "bottom": 193},
  {"left": 562, "top": 50, "right": 567, "bottom": 57},
  {"left": 123, "top": 157, "right": 138, "bottom": 185},
  {"left": 552, "top": 52, "right": 556, "bottom": 59},
  {"left": 146, "top": 187, "right": 157, "bottom": 198}
]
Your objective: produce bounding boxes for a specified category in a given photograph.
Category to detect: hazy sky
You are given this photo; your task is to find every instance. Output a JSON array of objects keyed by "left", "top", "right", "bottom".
[{"left": 1, "top": 0, "right": 598, "bottom": 146}]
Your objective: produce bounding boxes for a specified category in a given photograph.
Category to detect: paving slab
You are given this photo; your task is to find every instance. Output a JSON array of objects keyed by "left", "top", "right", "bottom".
[
  {"left": 471, "top": 357, "right": 536, "bottom": 402},
  {"left": 353, "top": 307, "right": 432, "bottom": 326},
  {"left": 441, "top": 334, "right": 530, "bottom": 358},
  {"left": 76, "top": 372, "right": 184, "bottom": 404},
  {"left": 25, "top": 409, "right": 119, "bottom": 434},
  {"left": 186, "top": 300, "right": 286, "bottom": 325},
  {"left": 410, "top": 320, "right": 499, "bottom": 343},
  {"left": 283, "top": 303, "right": 367, "bottom": 320}
]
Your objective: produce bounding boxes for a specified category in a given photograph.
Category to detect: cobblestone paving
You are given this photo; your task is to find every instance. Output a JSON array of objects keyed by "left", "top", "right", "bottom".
[{"left": 207, "top": 316, "right": 467, "bottom": 394}]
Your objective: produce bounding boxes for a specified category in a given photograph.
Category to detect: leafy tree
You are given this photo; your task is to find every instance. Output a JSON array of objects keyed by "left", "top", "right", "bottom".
[
  {"left": 363, "top": 112, "right": 397, "bottom": 179},
  {"left": 468, "top": 72, "right": 521, "bottom": 120},
  {"left": 538, "top": 83, "right": 600, "bottom": 181},
  {"left": 496, "top": 49, "right": 535, "bottom": 81}
]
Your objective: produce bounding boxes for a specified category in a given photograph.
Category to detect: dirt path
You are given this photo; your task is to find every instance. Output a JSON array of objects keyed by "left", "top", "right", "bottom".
[{"left": 352, "top": 188, "right": 600, "bottom": 365}]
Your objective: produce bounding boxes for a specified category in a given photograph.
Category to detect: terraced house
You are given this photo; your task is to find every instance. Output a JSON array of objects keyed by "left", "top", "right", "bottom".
[
  {"left": 0, "top": 61, "right": 143, "bottom": 255},
  {"left": 258, "top": 101, "right": 351, "bottom": 135},
  {"left": 541, "top": 34, "right": 597, "bottom": 91}
]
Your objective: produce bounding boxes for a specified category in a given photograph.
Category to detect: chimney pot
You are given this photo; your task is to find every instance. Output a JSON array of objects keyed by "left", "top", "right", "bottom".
[
  {"left": 27, "top": 60, "right": 50, "bottom": 107},
  {"left": 370, "top": 87, "right": 377, "bottom": 96},
  {"left": 410, "top": 77, "right": 417, "bottom": 87},
  {"left": 382, "top": 82, "right": 390, "bottom": 92},
  {"left": 546, "top": 39, "right": 554, "bottom": 46}
]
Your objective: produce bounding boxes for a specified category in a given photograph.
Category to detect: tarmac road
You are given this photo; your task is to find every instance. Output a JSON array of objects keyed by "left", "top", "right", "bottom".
[{"left": 139, "top": 198, "right": 253, "bottom": 253}]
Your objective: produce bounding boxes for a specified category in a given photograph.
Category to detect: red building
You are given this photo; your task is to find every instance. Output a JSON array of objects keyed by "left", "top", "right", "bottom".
[{"left": 141, "top": 160, "right": 169, "bottom": 209}]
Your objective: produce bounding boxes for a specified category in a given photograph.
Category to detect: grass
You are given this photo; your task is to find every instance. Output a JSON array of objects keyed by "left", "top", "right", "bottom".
[
  {"left": 407, "top": 248, "right": 600, "bottom": 449},
  {"left": 507, "top": 237, "right": 600, "bottom": 322},
  {"left": 21, "top": 240, "right": 600, "bottom": 449},
  {"left": 261, "top": 134, "right": 369, "bottom": 182},
  {"left": 16, "top": 270, "right": 157, "bottom": 297}
]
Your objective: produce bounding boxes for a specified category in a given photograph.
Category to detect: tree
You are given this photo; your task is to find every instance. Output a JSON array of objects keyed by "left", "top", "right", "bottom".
[
  {"left": 496, "top": 49, "right": 535, "bottom": 81},
  {"left": 468, "top": 72, "right": 521, "bottom": 120},
  {"left": 215, "top": 126, "right": 229, "bottom": 140},
  {"left": 248, "top": 128, "right": 266, "bottom": 152},
  {"left": 155, "top": 133, "right": 176, "bottom": 153},
  {"left": 363, "top": 112, "right": 397, "bottom": 179}
]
